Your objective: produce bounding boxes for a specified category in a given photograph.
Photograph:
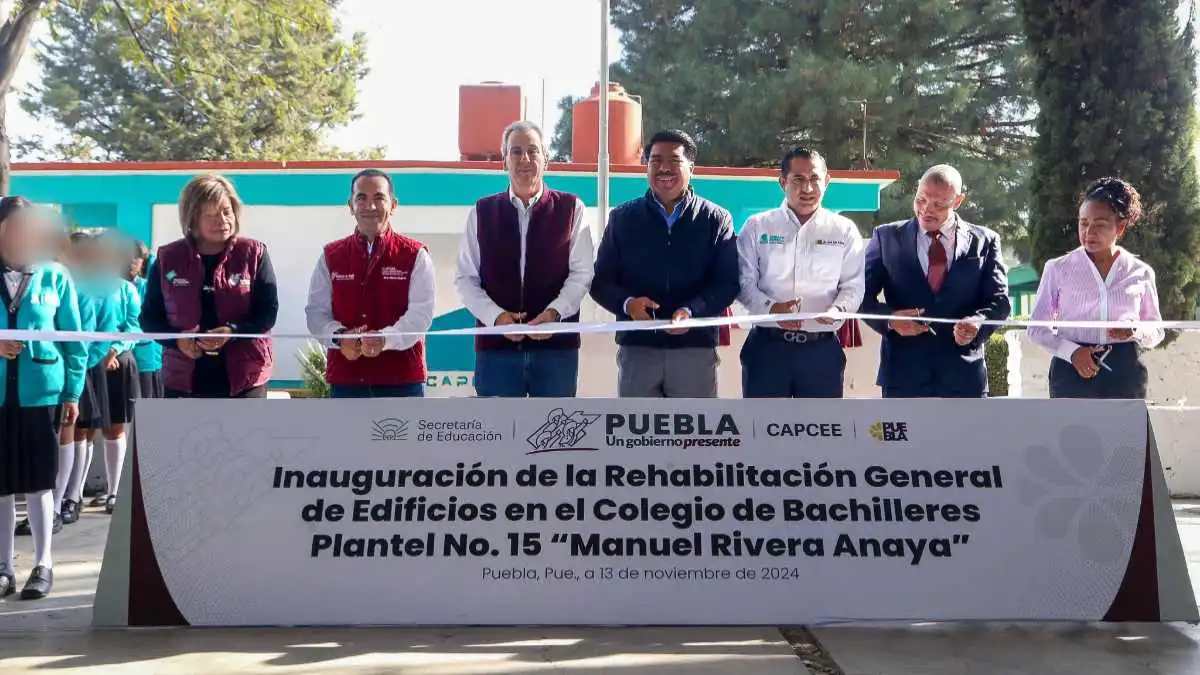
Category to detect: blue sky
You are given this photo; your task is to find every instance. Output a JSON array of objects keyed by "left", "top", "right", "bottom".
[{"left": 5, "top": 0, "right": 623, "bottom": 161}]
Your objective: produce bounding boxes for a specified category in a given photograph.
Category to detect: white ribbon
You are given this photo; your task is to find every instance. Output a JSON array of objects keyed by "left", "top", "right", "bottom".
[{"left": 0, "top": 310, "right": 1197, "bottom": 342}]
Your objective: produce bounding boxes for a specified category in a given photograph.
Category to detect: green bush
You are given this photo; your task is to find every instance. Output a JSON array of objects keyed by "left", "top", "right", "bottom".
[
  {"left": 985, "top": 332, "right": 1009, "bottom": 397},
  {"left": 297, "top": 341, "right": 331, "bottom": 398}
]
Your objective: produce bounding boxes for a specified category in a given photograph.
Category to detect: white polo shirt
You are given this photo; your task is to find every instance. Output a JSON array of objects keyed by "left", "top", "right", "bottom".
[{"left": 736, "top": 203, "right": 866, "bottom": 332}]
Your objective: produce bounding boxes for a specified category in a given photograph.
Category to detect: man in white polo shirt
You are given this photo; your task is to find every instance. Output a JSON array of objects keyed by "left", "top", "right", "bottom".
[{"left": 735, "top": 147, "right": 865, "bottom": 398}]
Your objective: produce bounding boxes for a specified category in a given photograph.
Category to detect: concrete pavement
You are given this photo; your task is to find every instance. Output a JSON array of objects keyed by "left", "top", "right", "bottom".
[
  {"left": 4, "top": 503, "right": 1200, "bottom": 673},
  {"left": 802, "top": 501, "right": 1200, "bottom": 674},
  {"left": 0, "top": 507, "right": 813, "bottom": 674}
]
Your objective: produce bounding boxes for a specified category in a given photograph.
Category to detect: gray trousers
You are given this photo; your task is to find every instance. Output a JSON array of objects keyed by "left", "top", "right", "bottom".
[{"left": 617, "top": 346, "right": 719, "bottom": 398}]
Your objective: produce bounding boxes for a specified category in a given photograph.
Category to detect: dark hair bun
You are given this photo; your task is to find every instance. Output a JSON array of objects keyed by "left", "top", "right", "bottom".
[
  {"left": 1083, "top": 177, "right": 1143, "bottom": 224},
  {"left": 0, "top": 195, "right": 32, "bottom": 226}
]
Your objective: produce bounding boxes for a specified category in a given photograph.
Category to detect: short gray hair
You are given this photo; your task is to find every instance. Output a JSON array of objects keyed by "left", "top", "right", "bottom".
[
  {"left": 920, "top": 164, "right": 964, "bottom": 195},
  {"left": 501, "top": 120, "right": 547, "bottom": 156}
]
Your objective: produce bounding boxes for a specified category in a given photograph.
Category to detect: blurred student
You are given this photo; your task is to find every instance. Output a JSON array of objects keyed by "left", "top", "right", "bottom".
[
  {"left": 127, "top": 239, "right": 163, "bottom": 399},
  {"left": 68, "top": 231, "right": 140, "bottom": 516},
  {"left": 0, "top": 197, "right": 87, "bottom": 601}
]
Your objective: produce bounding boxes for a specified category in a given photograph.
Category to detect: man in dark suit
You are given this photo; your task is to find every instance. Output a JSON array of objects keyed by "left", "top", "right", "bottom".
[{"left": 861, "top": 164, "right": 1011, "bottom": 397}]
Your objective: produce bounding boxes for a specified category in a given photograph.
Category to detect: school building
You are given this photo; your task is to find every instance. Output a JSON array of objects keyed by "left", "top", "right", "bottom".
[{"left": 11, "top": 159, "right": 920, "bottom": 394}]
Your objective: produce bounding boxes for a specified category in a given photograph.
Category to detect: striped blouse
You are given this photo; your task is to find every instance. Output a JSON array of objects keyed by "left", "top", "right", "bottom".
[{"left": 1028, "top": 246, "right": 1164, "bottom": 362}]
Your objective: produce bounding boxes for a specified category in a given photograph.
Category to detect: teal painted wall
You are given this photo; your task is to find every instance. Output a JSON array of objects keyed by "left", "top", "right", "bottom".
[
  {"left": 12, "top": 166, "right": 894, "bottom": 389},
  {"left": 11, "top": 168, "right": 891, "bottom": 246}
]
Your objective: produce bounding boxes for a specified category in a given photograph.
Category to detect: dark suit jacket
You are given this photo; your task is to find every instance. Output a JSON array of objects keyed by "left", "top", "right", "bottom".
[{"left": 861, "top": 217, "right": 1011, "bottom": 397}]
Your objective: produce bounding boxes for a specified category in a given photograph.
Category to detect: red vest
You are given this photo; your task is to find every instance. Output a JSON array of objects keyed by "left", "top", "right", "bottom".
[
  {"left": 323, "top": 229, "right": 427, "bottom": 386},
  {"left": 156, "top": 236, "right": 274, "bottom": 395}
]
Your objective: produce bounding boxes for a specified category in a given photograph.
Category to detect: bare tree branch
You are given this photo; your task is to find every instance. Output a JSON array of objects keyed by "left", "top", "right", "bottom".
[{"left": 0, "top": 0, "right": 46, "bottom": 93}]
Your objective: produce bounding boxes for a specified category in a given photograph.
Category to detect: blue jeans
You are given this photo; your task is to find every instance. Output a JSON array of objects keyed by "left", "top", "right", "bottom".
[
  {"left": 330, "top": 383, "right": 425, "bottom": 398},
  {"left": 474, "top": 349, "right": 579, "bottom": 397}
]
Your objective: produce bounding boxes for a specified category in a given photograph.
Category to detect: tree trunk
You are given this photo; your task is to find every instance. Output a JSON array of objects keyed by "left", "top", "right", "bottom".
[
  {"left": 0, "top": 0, "right": 48, "bottom": 195},
  {"left": 0, "top": 100, "right": 9, "bottom": 196}
]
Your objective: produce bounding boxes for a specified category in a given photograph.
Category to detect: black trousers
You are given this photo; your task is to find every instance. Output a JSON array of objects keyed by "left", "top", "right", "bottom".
[
  {"left": 740, "top": 327, "right": 845, "bottom": 398},
  {"left": 1048, "top": 342, "right": 1148, "bottom": 399}
]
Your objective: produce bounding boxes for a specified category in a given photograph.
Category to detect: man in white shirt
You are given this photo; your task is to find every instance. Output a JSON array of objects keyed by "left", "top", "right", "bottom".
[
  {"left": 735, "top": 148, "right": 866, "bottom": 397},
  {"left": 304, "top": 169, "right": 436, "bottom": 398},
  {"left": 454, "top": 121, "right": 593, "bottom": 397}
]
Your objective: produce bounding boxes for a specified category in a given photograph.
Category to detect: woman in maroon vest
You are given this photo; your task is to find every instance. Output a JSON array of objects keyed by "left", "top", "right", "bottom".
[{"left": 141, "top": 174, "right": 280, "bottom": 398}]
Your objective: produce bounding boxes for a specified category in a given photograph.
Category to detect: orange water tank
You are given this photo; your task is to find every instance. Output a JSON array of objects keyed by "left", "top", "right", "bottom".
[
  {"left": 571, "top": 82, "right": 643, "bottom": 165},
  {"left": 459, "top": 82, "right": 526, "bottom": 161}
]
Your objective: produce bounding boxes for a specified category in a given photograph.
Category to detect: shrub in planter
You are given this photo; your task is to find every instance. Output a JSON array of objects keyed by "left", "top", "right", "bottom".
[{"left": 985, "top": 332, "right": 1009, "bottom": 397}]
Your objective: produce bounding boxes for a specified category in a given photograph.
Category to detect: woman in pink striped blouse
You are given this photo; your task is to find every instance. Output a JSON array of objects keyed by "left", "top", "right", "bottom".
[{"left": 1028, "top": 177, "right": 1163, "bottom": 399}]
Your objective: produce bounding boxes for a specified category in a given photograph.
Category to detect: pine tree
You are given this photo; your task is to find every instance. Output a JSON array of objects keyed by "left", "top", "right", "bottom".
[
  {"left": 19, "top": 0, "right": 377, "bottom": 162},
  {"left": 609, "top": 0, "right": 1035, "bottom": 245},
  {"left": 549, "top": 95, "right": 579, "bottom": 162},
  {"left": 1018, "top": 0, "right": 1200, "bottom": 329}
]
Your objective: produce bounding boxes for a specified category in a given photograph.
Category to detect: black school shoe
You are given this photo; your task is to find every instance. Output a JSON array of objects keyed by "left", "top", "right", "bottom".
[
  {"left": 61, "top": 499, "right": 80, "bottom": 524},
  {"left": 0, "top": 571, "right": 14, "bottom": 599},
  {"left": 20, "top": 566, "right": 52, "bottom": 600},
  {"left": 14, "top": 516, "right": 63, "bottom": 534}
]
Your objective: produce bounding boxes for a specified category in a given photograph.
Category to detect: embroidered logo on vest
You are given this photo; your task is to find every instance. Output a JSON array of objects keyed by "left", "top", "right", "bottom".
[
  {"left": 331, "top": 272, "right": 355, "bottom": 282},
  {"left": 381, "top": 266, "right": 409, "bottom": 281}
]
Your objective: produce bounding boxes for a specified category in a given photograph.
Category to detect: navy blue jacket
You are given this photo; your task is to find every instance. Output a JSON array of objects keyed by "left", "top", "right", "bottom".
[
  {"left": 590, "top": 188, "right": 739, "bottom": 348},
  {"left": 861, "top": 217, "right": 1011, "bottom": 397}
]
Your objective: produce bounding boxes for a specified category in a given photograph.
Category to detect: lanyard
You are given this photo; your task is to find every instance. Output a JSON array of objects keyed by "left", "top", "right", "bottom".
[{"left": 5, "top": 272, "right": 31, "bottom": 315}]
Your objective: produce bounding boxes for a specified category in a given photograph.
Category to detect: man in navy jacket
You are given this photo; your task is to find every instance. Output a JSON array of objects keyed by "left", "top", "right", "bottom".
[
  {"left": 861, "top": 164, "right": 1011, "bottom": 397},
  {"left": 590, "top": 129, "right": 740, "bottom": 397}
]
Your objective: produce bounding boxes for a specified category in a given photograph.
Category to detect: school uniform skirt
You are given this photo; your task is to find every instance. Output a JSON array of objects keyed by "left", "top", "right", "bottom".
[
  {"left": 77, "top": 363, "right": 109, "bottom": 430},
  {"left": 79, "top": 351, "right": 141, "bottom": 428},
  {"left": 105, "top": 351, "right": 140, "bottom": 425},
  {"left": 75, "top": 365, "right": 103, "bottom": 429},
  {"left": 0, "top": 363, "right": 62, "bottom": 496},
  {"left": 139, "top": 370, "right": 164, "bottom": 399}
]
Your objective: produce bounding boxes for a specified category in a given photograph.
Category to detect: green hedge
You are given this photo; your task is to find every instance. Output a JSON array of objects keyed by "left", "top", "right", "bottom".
[{"left": 985, "top": 333, "right": 1009, "bottom": 397}]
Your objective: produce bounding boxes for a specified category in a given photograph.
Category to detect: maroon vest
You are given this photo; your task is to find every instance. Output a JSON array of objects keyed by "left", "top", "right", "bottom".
[
  {"left": 156, "top": 236, "right": 274, "bottom": 395},
  {"left": 475, "top": 189, "right": 581, "bottom": 351},
  {"left": 323, "top": 229, "right": 427, "bottom": 386}
]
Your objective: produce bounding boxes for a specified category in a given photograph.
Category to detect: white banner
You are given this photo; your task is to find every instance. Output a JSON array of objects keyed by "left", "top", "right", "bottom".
[{"left": 113, "top": 397, "right": 1193, "bottom": 626}]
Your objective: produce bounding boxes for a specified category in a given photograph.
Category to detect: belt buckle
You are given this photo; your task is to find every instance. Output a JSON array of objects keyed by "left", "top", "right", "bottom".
[{"left": 783, "top": 330, "right": 808, "bottom": 344}]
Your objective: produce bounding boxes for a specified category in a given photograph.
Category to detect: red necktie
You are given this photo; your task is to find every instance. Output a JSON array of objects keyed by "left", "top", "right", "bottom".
[{"left": 927, "top": 231, "right": 947, "bottom": 293}]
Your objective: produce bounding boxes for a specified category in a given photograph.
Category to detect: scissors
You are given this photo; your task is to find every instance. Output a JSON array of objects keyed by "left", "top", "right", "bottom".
[
  {"left": 1093, "top": 345, "right": 1113, "bottom": 372},
  {"left": 915, "top": 308, "right": 936, "bottom": 335}
]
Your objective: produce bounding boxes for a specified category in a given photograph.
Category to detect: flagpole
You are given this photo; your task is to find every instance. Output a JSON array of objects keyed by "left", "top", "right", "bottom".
[{"left": 597, "top": 0, "right": 610, "bottom": 246}]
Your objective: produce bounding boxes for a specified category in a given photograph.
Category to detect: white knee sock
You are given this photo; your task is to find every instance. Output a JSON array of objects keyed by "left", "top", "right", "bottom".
[
  {"left": 85, "top": 439, "right": 96, "bottom": 494},
  {"left": 0, "top": 495, "right": 14, "bottom": 573},
  {"left": 67, "top": 439, "right": 89, "bottom": 502},
  {"left": 54, "top": 443, "right": 75, "bottom": 507},
  {"left": 104, "top": 436, "right": 127, "bottom": 497},
  {"left": 25, "top": 490, "right": 53, "bottom": 569}
]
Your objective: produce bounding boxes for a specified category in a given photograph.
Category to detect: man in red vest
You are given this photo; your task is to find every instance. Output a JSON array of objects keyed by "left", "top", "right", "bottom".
[{"left": 304, "top": 169, "right": 436, "bottom": 397}]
